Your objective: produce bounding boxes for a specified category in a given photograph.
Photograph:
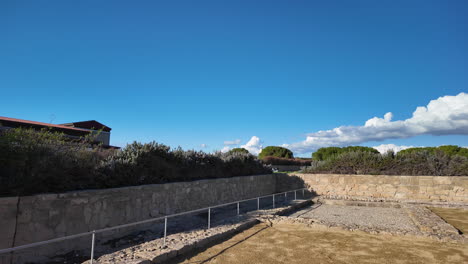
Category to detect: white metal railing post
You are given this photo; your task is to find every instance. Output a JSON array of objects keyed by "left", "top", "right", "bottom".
[
  {"left": 295, "top": 190, "right": 297, "bottom": 200},
  {"left": 208, "top": 207, "right": 211, "bottom": 229},
  {"left": 237, "top": 202, "right": 240, "bottom": 216},
  {"left": 163, "top": 217, "right": 167, "bottom": 246},
  {"left": 302, "top": 189, "right": 305, "bottom": 197},
  {"left": 273, "top": 195, "right": 275, "bottom": 209},
  {"left": 90, "top": 230, "right": 95, "bottom": 264},
  {"left": 257, "top": 197, "right": 260, "bottom": 210}
]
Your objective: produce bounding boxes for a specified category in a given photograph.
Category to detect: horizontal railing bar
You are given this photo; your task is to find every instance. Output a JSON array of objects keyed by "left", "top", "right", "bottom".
[
  {"left": 0, "top": 231, "right": 94, "bottom": 254},
  {"left": 0, "top": 187, "right": 307, "bottom": 254}
]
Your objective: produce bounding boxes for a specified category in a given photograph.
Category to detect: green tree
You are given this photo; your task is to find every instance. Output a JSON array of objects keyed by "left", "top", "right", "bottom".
[
  {"left": 398, "top": 147, "right": 436, "bottom": 156},
  {"left": 437, "top": 145, "right": 465, "bottom": 156},
  {"left": 258, "top": 146, "right": 293, "bottom": 159},
  {"left": 312, "top": 147, "right": 341, "bottom": 161},
  {"left": 228, "top": 148, "right": 250, "bottom": 154},
  {"left": 397, "top": 146, "right": 468, "bottom": 157},
  {"left": 312, "top": 146, "right": 379, "bottom": 161}
]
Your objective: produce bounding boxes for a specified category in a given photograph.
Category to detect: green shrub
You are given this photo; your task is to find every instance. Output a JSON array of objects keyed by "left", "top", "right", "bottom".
[
  {"left": 398, "top": 145, "right": 468, "bottom": 158},
  {"left": 99, "top": 142, "right": 271, "bottom": 185},
  {"left": 0, "top": 129, "right": 271, "bottom": 197},
  {"left": 304, "top": 150, "right": 468, "bottom": 176},
  {"left": 312, "top": 146, "right": 379, "bottom": 161},
  {"left": 0, "top": 128, "right": 106, "bottom": 196},
  {"left": 261, "top": 156, "right": 311, "bottom": 166},
  {"left": 258, "top": 146, "right": 293, "bottom": 159}
]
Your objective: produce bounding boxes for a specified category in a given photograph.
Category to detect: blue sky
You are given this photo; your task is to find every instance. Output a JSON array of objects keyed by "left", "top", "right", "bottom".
[{"left": 1, "top": 0, "right": 467, "bottom": 157}]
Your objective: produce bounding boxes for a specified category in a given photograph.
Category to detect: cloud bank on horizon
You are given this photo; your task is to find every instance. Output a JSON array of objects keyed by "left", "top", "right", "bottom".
[
  {"left": 220, "top": 136, "right": 263, "bottom": 154},
  {"left": 372, "top": 144, "right": 414, "bottom": 154},
  {"left": 282, "top": 93, "right": 468, "bottom": 154}
]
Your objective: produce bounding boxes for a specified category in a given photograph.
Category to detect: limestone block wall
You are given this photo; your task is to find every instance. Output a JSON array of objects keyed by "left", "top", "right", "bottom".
[
  {"left": 293, "top": 173, "right": 468, "bottom": 204},
  {"left": 0, "top": 174, "right": 276, "bottom": 264}
]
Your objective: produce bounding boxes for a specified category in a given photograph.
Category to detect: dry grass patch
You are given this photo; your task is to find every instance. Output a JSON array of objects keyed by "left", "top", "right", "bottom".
[{"left": 173, "top": 222, "right": 468, "bottom": 264}]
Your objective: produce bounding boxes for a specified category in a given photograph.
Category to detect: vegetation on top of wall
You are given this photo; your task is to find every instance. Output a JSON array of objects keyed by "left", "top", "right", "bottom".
[
  {"left": 0, "top": 128, "right": 271, "bottom": 197},
  {"left": 303, "top": 150, "right": 468, "bottom": 176},
  {"left": 258, "top": 146, "right": 294, "bottom": 159},
  {"left": 312, "top": 146, "right": 379, "bottom": 161},
  {"left": 398, "top": 145, "right": 468, "bottom": 158},
  {"left": 100, "top": 142, "right": 270, "bottom": 187},
  {"left": 261, "top": 156, "right": 311, "bottom": 166}
]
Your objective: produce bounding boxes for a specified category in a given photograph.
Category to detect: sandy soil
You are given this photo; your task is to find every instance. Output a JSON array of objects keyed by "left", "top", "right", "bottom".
[
  {"left": 430, "top": 207, "right": 468, "bottom": 234},
  {"left": 172, "top": 223, "right": 468, "bottom": 264}
]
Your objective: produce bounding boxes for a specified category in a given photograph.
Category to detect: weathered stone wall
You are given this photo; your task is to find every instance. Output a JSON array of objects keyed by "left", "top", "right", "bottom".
[
  {"left": 2, "top": 173, "right": 467, "bottom": 263},
  {"left": 293, "top": 173, "right": 468, "bottom": 204},
  {"left": 0, "top": 174, "right": 277, "bottom": 264},
  {"left": 275, "top": 173, "right": 308, "bottom": 192}
]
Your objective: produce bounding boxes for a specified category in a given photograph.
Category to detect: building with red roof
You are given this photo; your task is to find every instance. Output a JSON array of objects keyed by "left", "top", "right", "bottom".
[{"left": 0, "top": 116, "right": 119, "bottom": 148}]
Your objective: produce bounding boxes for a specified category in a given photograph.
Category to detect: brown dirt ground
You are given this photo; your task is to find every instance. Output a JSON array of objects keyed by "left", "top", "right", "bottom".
[
  {"left": 429, "top": 207, "right": 468, "bottom": 234},
  {"left": 172, "top": 223, "right": 468, "bottom": 264}
]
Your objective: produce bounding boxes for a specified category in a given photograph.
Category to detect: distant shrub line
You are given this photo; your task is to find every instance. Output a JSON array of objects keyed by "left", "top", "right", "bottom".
[
  {"left": 0, "top": 128, "right": 271, "bottom": 197},
  {"left": 304, "top": 150, "right": 468, "bottom": 176},
  {"left": 398, "top": 145, "right": 468, "bottom": 158},
  {"left": 261, "top": 156, "right": 311, "bottom": 166},
  {"left": 312, "top": 146, "right": 379, "bottom": 161}
]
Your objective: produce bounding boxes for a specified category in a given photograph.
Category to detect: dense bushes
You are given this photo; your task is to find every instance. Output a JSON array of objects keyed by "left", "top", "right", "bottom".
[
  {"left": 261, "top": 156, "right": 311, "bottom": 166},
  {"left": 0, "top": 128, "right": 271, "bottom": 196},
  {"left": 312, "top": 146, "right": 379, "bottom": 161},
  {"left": 304, "top": 150, "right": 468, "bottom": 176},
  {"left": 398, "top": 145, "right": 468, "bottom": 158},
  {"left": 0, "top": 128, "right": 108, "bottom": 196},
  {"left": 258, "top": 146, "right": 293, "bottom": 159},
  {"left": 99, "top": 142, "right": 270, "bottom": 187}
]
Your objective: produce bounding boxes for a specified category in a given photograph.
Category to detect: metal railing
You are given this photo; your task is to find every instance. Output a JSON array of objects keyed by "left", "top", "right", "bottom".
[{"left": 0, "top": 188, "right": 308, "bottom": 263}]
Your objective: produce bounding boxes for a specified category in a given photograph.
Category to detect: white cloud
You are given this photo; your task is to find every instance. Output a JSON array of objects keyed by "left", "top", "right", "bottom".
[
  {"left": 200, "top": 144, "right": 207, "bottom": 148},
  {"left": 283, "top": 93, "right": 468, "bottom": 154},
  {"left": 372, "top": 144, "right": 414, "bottom": 154},
  {"left": 241, "top": 136, "right": 263, "bottom": 155},
  {"left": 224, "top": 139, "right": 241, "bottom": 145},
  {"left": 221, "top": 146, "right": 231, "bottom": 153}
]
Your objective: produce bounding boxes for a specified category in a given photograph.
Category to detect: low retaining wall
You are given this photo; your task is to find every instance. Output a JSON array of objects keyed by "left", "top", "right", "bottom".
[
  {"left": 0, "top": 174, "right": 277, "bottom": 263},
  {"left": 3, "top": 173, "right": 467, "bottom": 263},
  {"left": 293, "top": 173, "right": 468, "bottom": 204}
]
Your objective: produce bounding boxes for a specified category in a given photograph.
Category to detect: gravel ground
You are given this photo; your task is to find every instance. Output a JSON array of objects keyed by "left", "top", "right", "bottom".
[
  {"left": 76, "top": 199, "right": 312, "bottom": 264},
  {"left": 290, "top": 204, "right": 420, "bottom": 233}
]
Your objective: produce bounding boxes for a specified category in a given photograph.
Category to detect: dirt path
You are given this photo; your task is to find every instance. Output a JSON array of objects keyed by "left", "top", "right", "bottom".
[
  {"left": 429, "top": 207, "right": 468, "bottom": 234},
  {"left": 173, "top": 223, "right": 468, "bottom": 264}
]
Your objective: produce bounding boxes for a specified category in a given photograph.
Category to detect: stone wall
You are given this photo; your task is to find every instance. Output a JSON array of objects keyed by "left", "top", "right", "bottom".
[
  {"left": 293, "top": 173, "right": 468, "bottom": 204},
  {"left": 3, "top": 173, "right": 467, "bottom": 263},
  {"left": 0, "top": 174, "right": 277, "bottom": 264}
]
